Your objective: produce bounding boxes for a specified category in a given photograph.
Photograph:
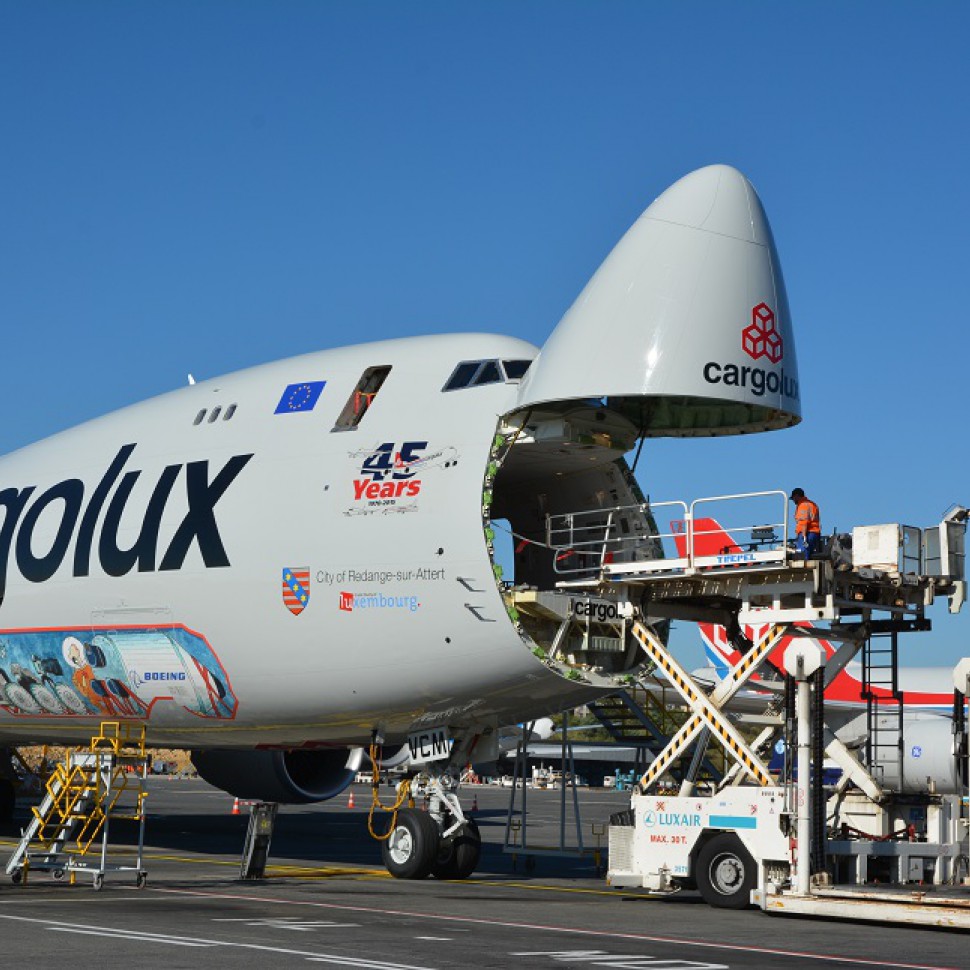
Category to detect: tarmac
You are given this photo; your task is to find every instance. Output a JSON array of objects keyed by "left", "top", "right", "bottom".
[{"left": 0, "top": 778, "right": 965, "bottom": 970}]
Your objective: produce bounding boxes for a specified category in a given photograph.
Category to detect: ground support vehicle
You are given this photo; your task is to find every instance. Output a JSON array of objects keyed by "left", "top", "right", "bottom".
[{"left": 579, "top": 492, "right": 970, "bottom": 925}]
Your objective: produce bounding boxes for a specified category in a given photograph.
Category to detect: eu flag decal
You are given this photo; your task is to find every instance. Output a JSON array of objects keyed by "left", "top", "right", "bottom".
[
  {"left": 282, "top": 567, "right": 311, "bottom": 616},
  {"left": 275, "top": 381, "right": 326, "bottom": 414}
]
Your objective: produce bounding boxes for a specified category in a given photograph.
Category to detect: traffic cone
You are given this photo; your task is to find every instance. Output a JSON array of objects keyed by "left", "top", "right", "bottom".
[
  {"left": 231, "top": 797, "right": 240, "bottom": 815},
  {"left": 347, "top": 790, "right": 355, "bottom": 809}
]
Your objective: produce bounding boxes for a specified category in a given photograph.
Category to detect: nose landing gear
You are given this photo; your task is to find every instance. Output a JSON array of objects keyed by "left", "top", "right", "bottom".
[{"left": 372, "top": 734, "right": 484, "bottom": 881}]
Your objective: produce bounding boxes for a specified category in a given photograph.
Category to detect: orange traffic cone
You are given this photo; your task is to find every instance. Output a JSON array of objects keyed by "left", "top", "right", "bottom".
[
  {"left": 347, "top": 790, "right": 355, "bottom": 809},
  {"left": 232, "top": 797, "right": 240, "bottom": 815}
]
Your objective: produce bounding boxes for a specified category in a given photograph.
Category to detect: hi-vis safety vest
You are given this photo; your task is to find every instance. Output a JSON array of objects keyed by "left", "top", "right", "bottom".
[{"left": 795, "top": 498, "right": 820, "bottom": 536}]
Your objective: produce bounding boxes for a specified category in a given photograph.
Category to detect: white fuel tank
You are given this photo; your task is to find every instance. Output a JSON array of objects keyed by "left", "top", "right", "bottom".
[{"left": 517, "top": 165, "right": 800, "bottom": 436}]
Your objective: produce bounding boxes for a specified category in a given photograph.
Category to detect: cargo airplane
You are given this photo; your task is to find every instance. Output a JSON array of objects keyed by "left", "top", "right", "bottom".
[{"left": 0, "top": 165, "right": 801, "bottom": 879}]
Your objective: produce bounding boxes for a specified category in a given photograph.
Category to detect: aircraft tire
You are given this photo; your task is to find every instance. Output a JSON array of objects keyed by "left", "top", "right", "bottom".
[
  {"left": 431, "top": 818, "right": 481, "bottom": 880},
  {"left": 381, "top": 808, "right": 439, "bottom": 880},
  {"left": 695, "top": 833, "right": 756, "bottom": 910}
]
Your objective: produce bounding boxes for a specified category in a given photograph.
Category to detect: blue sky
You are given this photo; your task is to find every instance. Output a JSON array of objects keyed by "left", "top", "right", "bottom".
[{"left": 2, "top": 2, "right": 968, "bottom": 668}]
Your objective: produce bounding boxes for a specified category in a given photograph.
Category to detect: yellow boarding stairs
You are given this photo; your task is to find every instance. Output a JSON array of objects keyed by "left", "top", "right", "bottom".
[{"left": 5, "top": 722, "right": 150, "bottom": 889}]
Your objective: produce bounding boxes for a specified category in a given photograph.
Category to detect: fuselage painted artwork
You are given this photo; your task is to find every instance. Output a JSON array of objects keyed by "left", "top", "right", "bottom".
[
  {"left": 0, "top": 625, "right": 236, "bottom": 721},
  {"left": 0, "top": 164, "right": 802, "bottom": 760}
]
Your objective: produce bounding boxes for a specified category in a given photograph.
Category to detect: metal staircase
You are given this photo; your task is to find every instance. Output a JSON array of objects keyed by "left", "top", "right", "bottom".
[{"left": 6, "top": 722, "right": 149, "bottom": 889}]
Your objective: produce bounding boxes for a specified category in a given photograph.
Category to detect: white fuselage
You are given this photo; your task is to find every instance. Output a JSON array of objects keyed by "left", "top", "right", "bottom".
[{"left": 0, "top": 333, "right": 595, "bottom": 748}]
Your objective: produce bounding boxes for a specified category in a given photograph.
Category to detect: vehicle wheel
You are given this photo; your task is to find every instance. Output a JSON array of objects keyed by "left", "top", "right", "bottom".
[
  {"left": 93, "top": 873, "right": 104, "bottom": 891},
  {"left": 381, "top": 808, "right": 439, "bottom": 879},
  {"left": 11, "top": 870, "right": 23, "bottom": 884},
  {"left": 4, "top": 685, "right": 41, "bottom": 714},
  {"left": 695, "top": 834, "right": 756, "bottom": 910},
  {"left": 31, "top": 684, "right": 65, "bottom": 715},
  {"left": 54, "top": 683, "right": 90, "bottom": 715},
  {"left": 136, "top": 872, "right": 148, "bottom": 889},
  {"left": 52, "top": 868, "right": 65, "bottom": 881},
  {"left": 432, "top": 819, "right": 481, "bottom": 880}
]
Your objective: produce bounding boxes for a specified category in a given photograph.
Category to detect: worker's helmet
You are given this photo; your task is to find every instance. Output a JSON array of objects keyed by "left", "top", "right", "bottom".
[{"left": 789, "top": 488, "right": 805, "bottom": 501}]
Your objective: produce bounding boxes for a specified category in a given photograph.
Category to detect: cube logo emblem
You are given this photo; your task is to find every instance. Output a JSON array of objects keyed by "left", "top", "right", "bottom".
[{"left": 741, "top": 302, "right": 783, "bottom": 364}]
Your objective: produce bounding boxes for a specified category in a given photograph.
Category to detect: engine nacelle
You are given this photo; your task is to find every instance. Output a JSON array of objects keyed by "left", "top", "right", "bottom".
[
  {"left": 191, "top": 747, "right": 364, "bottom": 803},
  {"left": 883, "top": 717, "right": 965, "bottom": 795}
]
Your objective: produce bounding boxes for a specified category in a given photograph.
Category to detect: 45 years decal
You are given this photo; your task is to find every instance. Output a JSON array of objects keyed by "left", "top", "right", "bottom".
[
  {"left": 351, "top": 441, "right": 427, "bottom": 512},
  {"left": 347, "top": 441, "right": 459, "bottom": 515}
]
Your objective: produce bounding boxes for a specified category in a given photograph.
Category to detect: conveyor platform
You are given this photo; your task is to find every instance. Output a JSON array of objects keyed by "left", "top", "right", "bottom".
[{"left": 547, "top": 490, "right": 966, "bottom": 625}]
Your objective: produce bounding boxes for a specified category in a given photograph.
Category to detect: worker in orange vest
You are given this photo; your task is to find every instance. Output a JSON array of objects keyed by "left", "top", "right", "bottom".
[{"left": 790, "top": 488, "right": 821, "bottom": 560}]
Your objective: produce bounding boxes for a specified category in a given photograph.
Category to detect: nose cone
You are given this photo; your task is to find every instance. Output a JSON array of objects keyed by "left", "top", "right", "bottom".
[
  {"left": 516, "top": 165, "right": 800, "bottom": 436},
  {"left": 646, "top": 164, "right": 771, "bottom": 245}
]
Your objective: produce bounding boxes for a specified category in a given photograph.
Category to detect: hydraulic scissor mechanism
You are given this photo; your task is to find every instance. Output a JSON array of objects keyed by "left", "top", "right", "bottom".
[
  {"left": 631, "top": 615, "right": 884, "bottom": 803},
  {"left": 369, "top": 732, "right": 482, "bottom": 881},
  {"left": 633, "top": 619, "right": 779, "bottom": 793}
]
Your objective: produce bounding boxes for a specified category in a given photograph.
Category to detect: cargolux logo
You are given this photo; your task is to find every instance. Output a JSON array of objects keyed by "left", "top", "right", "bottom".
[
  {"left": 742, "top": 303, "right": 782, "bottom": 364},
  {"left": 703, "top": 300, "right": 798, "bottom": 401},
  {"left": 0, "top": 443, "right": 252, "bottom": 612}
]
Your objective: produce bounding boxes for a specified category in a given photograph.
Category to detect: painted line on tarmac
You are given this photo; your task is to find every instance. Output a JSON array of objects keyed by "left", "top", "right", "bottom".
[
  {"left": 0, "top": 911, "right": 435, "bottom": 969},
  {"left": 140, "top": 886, "right": 960, "bottom": 970},
  {"left": 141, "top": 852, "right": 387, "bottom": 878}
]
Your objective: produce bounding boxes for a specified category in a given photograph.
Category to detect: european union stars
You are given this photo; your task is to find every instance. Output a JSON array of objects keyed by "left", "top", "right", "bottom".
[{"left": 275, "top": 381, "right": 326, "bottom": 414}]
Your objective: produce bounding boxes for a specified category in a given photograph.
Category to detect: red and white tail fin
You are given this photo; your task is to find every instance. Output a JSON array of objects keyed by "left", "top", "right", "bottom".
[{"left": 671, "top": 517, "right": 744, "bottom": 559}]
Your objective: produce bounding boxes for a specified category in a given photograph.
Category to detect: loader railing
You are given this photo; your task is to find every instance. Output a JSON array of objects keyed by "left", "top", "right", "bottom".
[{"left": 547, "top": 490, "right": 790, "bottom": 580}]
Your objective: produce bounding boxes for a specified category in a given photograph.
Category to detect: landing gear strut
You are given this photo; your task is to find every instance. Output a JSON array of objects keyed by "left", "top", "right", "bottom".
[{"left": 375, "top": 736, "right": 483, "bottom": 881}]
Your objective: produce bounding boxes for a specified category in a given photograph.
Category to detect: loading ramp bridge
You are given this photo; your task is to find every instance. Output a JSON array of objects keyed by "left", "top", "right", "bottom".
[
  {"left": 546, "top": 491, "right": 970, "bottom": 922},
  {"left": 548, "top": 490, "right": 965, "bottom": 625},
  {"left": 547, "top": 489, "right": 966, "bottom": 796}
]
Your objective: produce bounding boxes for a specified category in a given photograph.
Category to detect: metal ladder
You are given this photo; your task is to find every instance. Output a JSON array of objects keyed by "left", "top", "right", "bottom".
[
  {"left": 862, "top": 628, "right": 904, "bottom": 789},
  {"left": 6, "top": 722, "right": 149, "bottom": 889}
]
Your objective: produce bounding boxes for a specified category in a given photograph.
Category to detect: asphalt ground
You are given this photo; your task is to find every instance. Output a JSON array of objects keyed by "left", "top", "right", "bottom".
[{"left": 0, "top": 779, "right": 964, "bottom": 970}]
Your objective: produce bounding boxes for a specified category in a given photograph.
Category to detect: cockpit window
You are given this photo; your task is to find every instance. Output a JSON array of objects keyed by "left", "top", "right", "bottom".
[
  {"left": 501, "top": 359, "right": 531, "bottom": 381},
  {"left": 443, "top": 361, "right": 480, "bottom": 391},
  {"left": 443, "top": 358, "right": 533, "bottom": 392},
  {"left": 471, "top": 360, "right": 501, "bottom": 386}
]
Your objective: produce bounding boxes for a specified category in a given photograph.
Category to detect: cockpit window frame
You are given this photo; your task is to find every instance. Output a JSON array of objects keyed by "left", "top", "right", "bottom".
[{"left": 442, "top": 358, "right": 533, "bottom": 392}]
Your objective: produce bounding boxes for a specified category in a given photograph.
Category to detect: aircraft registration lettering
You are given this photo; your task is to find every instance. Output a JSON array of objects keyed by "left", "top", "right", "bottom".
[
  {"left": 0, "top": 625, "right": 237, "bottom": 720},
  {"left": 407, "top": 726, "right": 451, "bottom": 764},
  {"left": 0, "top": 444, "right": 253, "bottom": 611}
]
